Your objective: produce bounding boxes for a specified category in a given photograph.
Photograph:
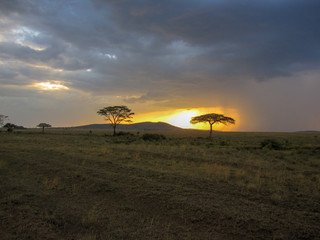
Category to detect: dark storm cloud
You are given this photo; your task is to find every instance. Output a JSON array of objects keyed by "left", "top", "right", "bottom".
[
  {"left": 2, "top": 0, "right": 320, "bottom": 87},
  {"left": 99, "top": 0, "right": 320, "bottom": 79},
  {"left": 0, "top": 0, "right": 36, "bottom": 15},
  {"left": 1, "top": 0, "right": 320, "bottom": 130}
]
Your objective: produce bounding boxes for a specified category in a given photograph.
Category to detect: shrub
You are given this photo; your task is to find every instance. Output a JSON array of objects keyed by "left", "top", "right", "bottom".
[
  {"left": 260, "top": 139, "right": 283, "bottom": 150},
  {"left": 142, "top": 133, "right": 166, "bottom": 141},
  {"left": 220, "top": 141, "right": 230, "bottom": 146},
  {"left": 116, "top": 131, "right": 134, "bottom": 137}
]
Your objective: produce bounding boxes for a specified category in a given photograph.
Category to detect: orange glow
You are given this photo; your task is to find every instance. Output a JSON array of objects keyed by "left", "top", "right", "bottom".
[{"left": 134, "top": 107, "right": 239, "bottom": 130}]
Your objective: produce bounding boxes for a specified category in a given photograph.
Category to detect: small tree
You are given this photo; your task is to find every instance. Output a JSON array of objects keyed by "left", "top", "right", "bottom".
[
  {"left": 97, "top": 105, "right": 134, "bottom": 136},
  {"left": 0, "top": 115, "right": 8, "bottom": 127},
  {"left": 3, "top": 123, "right": 17, "bottom": 132},
  {"left": 190, "top": 113, "right": 235, "bottom": 138},
  {"left": 37, "top": 123, "right": 52, "bottom": 134}
]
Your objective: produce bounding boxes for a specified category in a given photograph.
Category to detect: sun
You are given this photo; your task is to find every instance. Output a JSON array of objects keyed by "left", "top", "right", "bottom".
[
  {"left": 134, "top": 107, "right": 239, "bottom": 130},
  {"left": 166, "top": 110, "right": 199, "bottom": 129}
]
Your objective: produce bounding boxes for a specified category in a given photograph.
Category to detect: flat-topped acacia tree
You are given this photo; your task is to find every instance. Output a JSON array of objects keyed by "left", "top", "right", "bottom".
[
  {"left": 97, "top": 105, "right": 134, "bottom": 136},
  {"left": 190, "top": 113, "right": 235, "bottom": 138},
  {"left": 37, "top": 123, "right": 52, "bottom": 134}
]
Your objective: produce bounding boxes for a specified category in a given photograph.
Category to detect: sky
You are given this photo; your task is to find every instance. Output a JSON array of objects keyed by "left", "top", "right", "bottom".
[{"left": 0, "top": 0, "right": 320, "bottom": 131}]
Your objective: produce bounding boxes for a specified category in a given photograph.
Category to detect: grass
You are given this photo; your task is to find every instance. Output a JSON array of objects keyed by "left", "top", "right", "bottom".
[{"left": 0, "top": 129, "right": 320, "bottom": 239}]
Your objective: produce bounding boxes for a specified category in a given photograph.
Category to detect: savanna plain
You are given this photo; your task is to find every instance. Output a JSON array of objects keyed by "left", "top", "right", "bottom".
[{"left": 0, "top": 129, "right": 319, "bottom": 239}]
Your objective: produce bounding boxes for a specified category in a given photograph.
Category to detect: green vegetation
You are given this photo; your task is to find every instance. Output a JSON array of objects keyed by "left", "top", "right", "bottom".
[
  {"left": 2, "top": 123, "right": 25, "bottom": 132},
  {"left": 142, "top": 133, "right": 166, "bottom": 141},
  {"left": 0, "top": 130, "right": 319, "bottom": 239},
  {"left": 260, "top": 138, "right": 283, "bottom": 150}
]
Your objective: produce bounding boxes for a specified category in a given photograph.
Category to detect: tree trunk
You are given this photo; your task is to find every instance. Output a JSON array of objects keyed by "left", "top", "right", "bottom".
[
  {"left": 209, "top": 123, "right": 213, "bottom": 138},
  {"left": 113, "top": 125, "right": 116, "bottom": 136},
  {"left": 42, "top": 126, "right": 44, "bottom": 134}
]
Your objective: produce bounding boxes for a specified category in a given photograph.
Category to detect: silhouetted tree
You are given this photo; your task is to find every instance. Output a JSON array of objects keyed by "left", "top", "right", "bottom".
[
  {"left": 190, "top": 113, "right": 235, "bottom": 138},
  {"left": 0, "top": 115, "right": 8, "bottom": 127},
  {"left": 97, "top": 105, "right": 134, "bottom": 136},
  {"left": 3, "top": 123, "right": 17, "bottom": 132},
  {"left": 37, "top": 123, "right": 52, "bottom": 134}
]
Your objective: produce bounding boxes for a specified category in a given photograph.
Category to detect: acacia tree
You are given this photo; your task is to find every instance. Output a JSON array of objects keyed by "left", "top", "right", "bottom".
[
  {"left": 37, "top": 123, "right": 52, "bottom": 134},
  {"left": 97, "top": 105, "right": 134, "bottom": 136},
  {"left": 190, "top": 113, "right": 235, "bottom": 138}
]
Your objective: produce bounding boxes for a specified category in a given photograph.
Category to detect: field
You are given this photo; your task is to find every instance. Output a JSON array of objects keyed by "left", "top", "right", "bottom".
[{"left": 0, "top": 129, "right": 320, "bottom": 239}]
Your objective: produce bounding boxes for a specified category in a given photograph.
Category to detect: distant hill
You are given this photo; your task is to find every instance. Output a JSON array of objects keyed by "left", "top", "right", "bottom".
[
  {"left": 71, "top": 122, "right": 183, "bottom": 131},
  {"left": 297, "top": 130, "right": 320, "bottom": 133}
]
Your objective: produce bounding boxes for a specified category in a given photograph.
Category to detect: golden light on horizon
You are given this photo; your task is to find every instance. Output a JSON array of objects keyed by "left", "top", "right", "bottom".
[
  {"left": 134, "top": 107, "right": 239, "bottom": 131},
  {"left": 166, "top": 110, "right": 199, "bottom": 128},
  {"left": 34, "top": 81, "right": 69, "bottom": 91}
]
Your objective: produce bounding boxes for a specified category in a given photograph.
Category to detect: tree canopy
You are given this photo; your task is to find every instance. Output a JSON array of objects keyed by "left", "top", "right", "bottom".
[
  {"left": 37, "top": 123, "right": 52, "bottom": 134},
  {"left": 190, "top": 113, "right": 235, "bottom": 138},
  {"left": 97, "top": 105, "right": 134, "bottom": 136},
  {"left": 3, "top": 123, "right": 21, "bottom": 132}
]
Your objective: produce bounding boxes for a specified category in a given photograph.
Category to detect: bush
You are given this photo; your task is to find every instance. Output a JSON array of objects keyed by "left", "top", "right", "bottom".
[
  {"left": 116, "top": 131, "right": 134, "bottom": 136},
  {"left": 220, "top": 141, "right": 230, "bottom": 146},
  {"left": 142, "top": 133, "right": 166, "bottom": 141},
  {"left": 260, "top": 139, "right": 283, "bottom": 150}
]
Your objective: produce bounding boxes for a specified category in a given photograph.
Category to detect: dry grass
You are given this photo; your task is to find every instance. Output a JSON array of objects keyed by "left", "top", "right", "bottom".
[{"left": 0, "top": 129, "right": 319, "bottom": 239}]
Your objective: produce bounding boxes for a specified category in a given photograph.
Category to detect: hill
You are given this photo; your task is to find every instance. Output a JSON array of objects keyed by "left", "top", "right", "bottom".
[
  {"left": 71, "top": 121, "right": 183, "bottom": 131},
  {"left": 297, "top": 130, "right": 320, "bottom": 133}
]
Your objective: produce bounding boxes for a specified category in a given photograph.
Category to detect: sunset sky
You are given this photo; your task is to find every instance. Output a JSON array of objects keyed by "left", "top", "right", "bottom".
[{"left": 1, "top": 0, "right": 320, "bottom": 131}]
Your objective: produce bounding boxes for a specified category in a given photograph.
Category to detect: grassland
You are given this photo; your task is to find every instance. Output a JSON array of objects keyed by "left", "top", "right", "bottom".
[{"left": 0, "top": 129, "right": 319, "bottom": 239}]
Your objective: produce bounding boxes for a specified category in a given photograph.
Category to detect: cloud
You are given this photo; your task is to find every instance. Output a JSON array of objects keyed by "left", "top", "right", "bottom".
[
  {"left": 3, "top": 0, "right": 320, "bottom": 85},
  {"left": 0, "top": 0, "right": 320, "bottom": 130},
  {"left": 99, "top": 0, "right": 320, "bottom": 79}
]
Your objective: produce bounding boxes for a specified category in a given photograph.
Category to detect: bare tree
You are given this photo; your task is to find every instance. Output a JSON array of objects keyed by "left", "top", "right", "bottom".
[
  {"left": 190, "top": 113, "right": 235, "bottom": 138},
  {"left": 37, "top": 123, "right": 52, "bottom": 134},
  {"left": 97, "top": 105, "right": 134, "bottom": 136},
  {"left": 0, "top": 115, "right": 8, "bottom": 127}
]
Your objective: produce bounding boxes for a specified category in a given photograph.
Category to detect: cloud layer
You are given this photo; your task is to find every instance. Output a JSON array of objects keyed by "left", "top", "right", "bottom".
[{"left": 0, "top": 0, "right": 320, "bottom": 130}]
